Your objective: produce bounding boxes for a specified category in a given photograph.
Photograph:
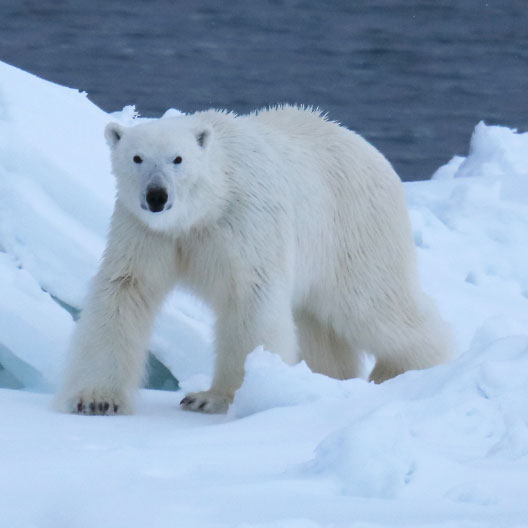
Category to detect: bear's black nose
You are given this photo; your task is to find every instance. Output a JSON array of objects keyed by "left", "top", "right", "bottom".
[{"left": 146, "top": 187, "right": 168, "bottom": 212}]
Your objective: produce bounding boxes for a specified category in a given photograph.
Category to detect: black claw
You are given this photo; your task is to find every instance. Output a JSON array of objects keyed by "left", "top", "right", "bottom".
[
  {"left": 77, "top": 402, "right": 83, "bottom": 413},
  {"left": 103, "top": 402, "right": 110, "bottom": 412},
  {"left": 181, "top": 397, "right": 195, "bottom": 406},
  {"left": 89, "top": 402, "right": 96, "bottom": 413},
  {"left": 113, "top": 404, "right": 119, "bottom": 413},
  {"left": 98, "top": 402, "right": 104, "bottom": 412},
  {"left": 198, "top": 401, "right": 207, "bottom": 410}
]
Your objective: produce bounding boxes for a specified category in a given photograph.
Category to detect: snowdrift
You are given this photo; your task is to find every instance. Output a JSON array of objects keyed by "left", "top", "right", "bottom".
[{"left": 0, "top": 61, "right": 527, "bottom": 527}]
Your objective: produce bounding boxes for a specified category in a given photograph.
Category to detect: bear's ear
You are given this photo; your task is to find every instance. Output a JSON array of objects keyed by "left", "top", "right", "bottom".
[
  {"left": 195, "top": 127, "right": 212, "bottom": 149},
  {"left": 105, "top": 122, "right": 125, "bottom": 148}
]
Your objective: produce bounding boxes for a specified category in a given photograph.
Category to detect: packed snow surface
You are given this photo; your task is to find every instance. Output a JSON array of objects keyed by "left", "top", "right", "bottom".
[{"left": 0, "top": 61, "right": 527, "bottom": 527}]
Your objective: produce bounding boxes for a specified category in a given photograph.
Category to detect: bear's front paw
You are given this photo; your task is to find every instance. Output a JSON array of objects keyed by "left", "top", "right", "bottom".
[
  {"left": 58, "top": 389, "right": 133, "bottom": 416},
  {"left": 180, "top": 391, "right": 232, "bottom": 414}
]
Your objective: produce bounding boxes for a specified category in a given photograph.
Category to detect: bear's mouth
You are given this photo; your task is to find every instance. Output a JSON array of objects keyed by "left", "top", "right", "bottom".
[{"left": 141, "top": 202, "right": 173, "bottom": 212}]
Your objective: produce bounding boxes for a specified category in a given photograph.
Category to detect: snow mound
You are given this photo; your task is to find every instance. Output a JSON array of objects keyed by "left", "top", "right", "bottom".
[
  {"left": 303, "top": 336, "right": 528, "bottom": 503},
  {"left": 445, "top": 121, "right": 528, "bottom": 204},
  {"left": 231, "top": 348, "right": 359, "bottom": 417},
  {"left": 231, "top": 337, "right": 528, "bottom": 510}
]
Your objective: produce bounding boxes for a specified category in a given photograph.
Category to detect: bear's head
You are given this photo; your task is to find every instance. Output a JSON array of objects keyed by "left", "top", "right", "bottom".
[{"left": 105, "top": 116, "right": 224, "bottom": 233}]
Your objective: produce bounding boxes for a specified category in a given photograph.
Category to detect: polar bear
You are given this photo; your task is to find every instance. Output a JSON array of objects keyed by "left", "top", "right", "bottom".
[{"left": 57, "top": 106, "right": 451, "bottom": 415}]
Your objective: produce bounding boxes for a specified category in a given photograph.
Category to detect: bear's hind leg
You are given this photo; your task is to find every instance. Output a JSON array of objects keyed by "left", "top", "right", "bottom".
[
  {"left": 295, "top": 309, "right": 362, "bottom": 380},
  {"left": 366, "top": 296, "right": 451, "bottom": 384}
]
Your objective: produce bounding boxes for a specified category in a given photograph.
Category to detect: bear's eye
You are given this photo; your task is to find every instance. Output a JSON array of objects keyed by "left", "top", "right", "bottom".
[
  {"left": 173, "top": 156, "right": 183, "bottom": 165},
  {"left": 133, "top": 155, "right": 143, "bottom": 164}
]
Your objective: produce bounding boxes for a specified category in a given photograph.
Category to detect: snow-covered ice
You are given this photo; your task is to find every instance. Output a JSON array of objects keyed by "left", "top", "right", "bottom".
[{"left": 0, "top": 60, "right": 527, "bottom": 527}]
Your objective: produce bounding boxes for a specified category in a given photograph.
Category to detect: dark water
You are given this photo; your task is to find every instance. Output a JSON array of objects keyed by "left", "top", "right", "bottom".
[{"left": 1, "top": 0, "right": 527, "bottom": 181}]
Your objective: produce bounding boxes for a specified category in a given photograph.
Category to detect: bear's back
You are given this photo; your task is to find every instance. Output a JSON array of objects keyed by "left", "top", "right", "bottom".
[{"left": 247, "top": 105, "right": 339, "bottom": 138}]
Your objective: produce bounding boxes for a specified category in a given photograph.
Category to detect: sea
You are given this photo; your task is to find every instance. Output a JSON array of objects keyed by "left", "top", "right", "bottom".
[{"left": 0, "top": 0, "right": 526, "bottom": 180}]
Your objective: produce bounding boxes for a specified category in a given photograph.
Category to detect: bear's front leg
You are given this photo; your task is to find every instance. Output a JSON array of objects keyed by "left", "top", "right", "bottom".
[
  {"left": 56, "top": 209, "right": 176, "bottom": 415},
  {"left": 181, "top": 289, "right": 298, "bottom": 413},
  {"left": 58, "top": 276, "right": 157, "bottom": 414}
]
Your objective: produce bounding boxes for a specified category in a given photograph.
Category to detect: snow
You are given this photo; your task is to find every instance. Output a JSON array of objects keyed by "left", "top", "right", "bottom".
[{"left": 0, "top": 60, "right": 527, "bottom": 527}]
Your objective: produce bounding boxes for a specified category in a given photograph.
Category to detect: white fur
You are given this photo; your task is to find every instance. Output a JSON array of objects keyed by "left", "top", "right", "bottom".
[{"left": 56, "top": 106, "right": 451, "bottom": 415}]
